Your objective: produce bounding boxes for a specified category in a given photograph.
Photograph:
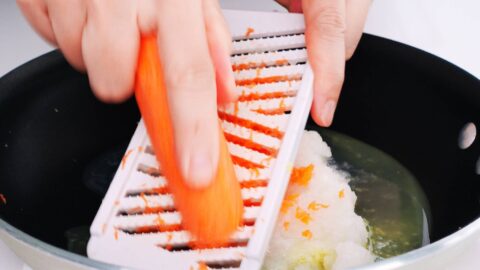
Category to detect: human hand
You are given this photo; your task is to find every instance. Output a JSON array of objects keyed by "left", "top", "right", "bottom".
[
  {"left": 17, "top": 0, "right": 236, "bottom": 187},
  {"left": 277, "top": 0, "right": 371, "bottom": 126}
]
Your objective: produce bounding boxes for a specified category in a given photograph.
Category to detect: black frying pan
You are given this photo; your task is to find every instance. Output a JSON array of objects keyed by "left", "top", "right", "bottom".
[{"left": 0, "top": 34, "right": 479, "bottom": 255}]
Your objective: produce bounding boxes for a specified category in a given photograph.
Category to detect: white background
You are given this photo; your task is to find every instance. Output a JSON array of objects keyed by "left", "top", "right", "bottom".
[{"left": 1, "top": 0, "right": 479, "bottom": 269}]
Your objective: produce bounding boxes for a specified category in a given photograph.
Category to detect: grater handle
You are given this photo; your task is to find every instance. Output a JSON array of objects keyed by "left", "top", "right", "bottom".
[{"left": 241, "top": 64, "right": 314, "bottom": 269}]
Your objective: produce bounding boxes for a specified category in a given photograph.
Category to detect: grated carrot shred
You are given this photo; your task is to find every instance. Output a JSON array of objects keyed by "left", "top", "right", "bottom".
[
  {"left": 114, "top": 229, "right": 119, "bottom": 240},
  {"left": 290, "top": 164, "right": 314, "bottom": 186},
  {"left": 231, "top": 155, "right": 264, "bottom": 169},
  {"left": 256, "top": 67, "right": 262, "bottom": 77},
  {"left": 302, "top": 229, "right": 313, "bottom": 240},
  {"left": 121, "top": 149, "right": 134, "bottom": 169},
  {"left": 235, "top": 75, "right": 299, "bottom": 86},
  {"left": 339, "top": 189, "right": 345, "bottom": 199},
  {"left": 249, "top": 167, "right": 260, "bottom": 178},
  {"left": 307, "top": 201, "right": 321, "bottom": 211},
  {"left": 232, "top": 61, "right": 267, "bottom": 71},
  {"left": 198, "top": 262, "right": 208, "bottom": 270},
  {"left": 240, "top": 179, "right": 268, "bottom": 189},
  {"left": 253, "top": 107, "right": 291, "bottom": 115},
  {"left": 280, "top": 193, "right": 299, "bottom": 214},
  {"left": 233, "top": 101, "right": 239, "bottom": 116},
  {"left": 295, "top": 207, "right": 312, "bottom": 225},
  {"left": 275, "top": 59, "right": 289, "bottom": 66},
  {"left": 218, "top": 111, "right": 284, "bottom": 139},
  {"left": 224, "top": 132, "right": 277, "bottom": 156},
  {"left": 154, "top": 215, "right": 166, "bottom": 226},
  {"left": 283, "top": 221, "right": 290, "bottom": 231},
  {"left": 166, "top": 232, "right": 173, "bottom": 242},
  {"left": 245, "top": 27, "right": 255, "bottom": 38},
  {"left": 260, "top": 156, "right": 274, "bottom": 166},
  {"left": 238, "top": 90, "right": 296, "bottom": 102}
]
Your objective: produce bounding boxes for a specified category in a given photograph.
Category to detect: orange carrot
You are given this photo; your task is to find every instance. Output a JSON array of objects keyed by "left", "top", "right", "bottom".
[{"left": 135, "top": 36, "right": 243, "bottom": 246}]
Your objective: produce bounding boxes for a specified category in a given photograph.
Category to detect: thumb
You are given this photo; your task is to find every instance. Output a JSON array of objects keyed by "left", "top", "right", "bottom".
[{"left": 303, "top": 0, "right": 346, "bottom": 127}]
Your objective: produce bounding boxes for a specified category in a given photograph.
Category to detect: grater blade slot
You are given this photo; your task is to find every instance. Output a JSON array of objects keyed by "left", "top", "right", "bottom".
[
  {"left": 235, "top": 80, "right": 302, "bottom": 96},
  {"left": 232, "top": 29, "right": 305, "bottom": 41},
  {"left": 144, "top": 145, "right": 155, "bottom": 155},
  {"left": 231, "top": 48, "right": 307, "bottom": 72},
  {"left": 137, "top": 163, "right": 162, "bottom": 177},
  {"left": 202, "top": 260, "right": 243, "bottom": 269},
  {"left": 232, "top": 34, "right": 305, "bottom": 55}
]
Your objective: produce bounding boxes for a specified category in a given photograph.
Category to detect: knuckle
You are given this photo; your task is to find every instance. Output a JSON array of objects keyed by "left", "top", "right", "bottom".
[
  {"left": 309, "top": 6, "right": 346, "bottom": 40},
  {"left": 165, "top": 61, "right": 215, "bottom": 93}
]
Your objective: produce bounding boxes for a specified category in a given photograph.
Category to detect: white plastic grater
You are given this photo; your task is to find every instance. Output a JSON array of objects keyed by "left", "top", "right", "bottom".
[{"left": 87, "top": 9, "right": 313, "bottom": 270}]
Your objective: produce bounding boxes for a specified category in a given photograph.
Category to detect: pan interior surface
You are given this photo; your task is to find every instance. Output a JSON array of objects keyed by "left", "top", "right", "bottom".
[{"left": 0, "top": 34, "right": 479, "bottom": 267}]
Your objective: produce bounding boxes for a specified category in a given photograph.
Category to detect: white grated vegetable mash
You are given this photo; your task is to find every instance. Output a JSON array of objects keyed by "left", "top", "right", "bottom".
[{"left": 263, "top": 130, "right": 375, "bottom": 270}]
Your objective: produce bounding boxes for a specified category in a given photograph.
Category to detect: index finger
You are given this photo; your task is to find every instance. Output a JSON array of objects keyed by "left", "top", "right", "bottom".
[
  {"left": 154, "top": 0, "right": 220, "bottom": 187},
  {"left": 303, "top": 0, "right": 346, "bottom": 127}
]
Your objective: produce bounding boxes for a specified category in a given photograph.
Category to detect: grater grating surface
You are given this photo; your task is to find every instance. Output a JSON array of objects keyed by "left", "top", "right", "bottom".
[{"left": 87, "top": 9, "right": 313, "bottom": 270}]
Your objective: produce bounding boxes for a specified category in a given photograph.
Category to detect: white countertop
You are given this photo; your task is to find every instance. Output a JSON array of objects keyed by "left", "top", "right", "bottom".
[{"left": 1, "top": 0, "right": 479, "bottom": 269}]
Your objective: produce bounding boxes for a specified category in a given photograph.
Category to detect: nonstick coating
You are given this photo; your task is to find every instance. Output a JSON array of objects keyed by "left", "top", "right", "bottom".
[{"left": 0, "top": 34, "right": 479, "bottom": 254}]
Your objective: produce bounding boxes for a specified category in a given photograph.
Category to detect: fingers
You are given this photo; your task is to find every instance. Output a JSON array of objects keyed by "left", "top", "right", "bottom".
[
  {"left": 303, "top": 0, "right": 346, "bottom": 127},
  {"left": 45, "top": 0, "right": 86, "bottom": 70},
  {"left": 202, "top": 0, "right": 236, "bottom": 104},
  {"left": 345, "top": 0, "right": 371, "bottom": 59},
  {"left": 82, "top": 0, "right": 139, "bottom": 103},
  {"left": 155, "top": 0, "right": 219, "bottom": 188},
  {"left": 17, "top": 0, "right": 57, "bottom": 45}
]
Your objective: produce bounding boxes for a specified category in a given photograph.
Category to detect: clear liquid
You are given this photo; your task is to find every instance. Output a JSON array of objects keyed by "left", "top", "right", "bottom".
[
  {"left": 318, "top": 129, "right": 431, "bottom": 258},
  {"left": 65, "top": 129, "right": 431, "bottom": 260}
]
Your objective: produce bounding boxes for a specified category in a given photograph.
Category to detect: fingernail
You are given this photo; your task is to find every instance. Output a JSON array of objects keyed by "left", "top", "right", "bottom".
[
  {"left": 185, "top": 148, "right": 215, "bottom": 188},
  {"left": 320, "top": 99, "right": 337, "bottom": 127}
]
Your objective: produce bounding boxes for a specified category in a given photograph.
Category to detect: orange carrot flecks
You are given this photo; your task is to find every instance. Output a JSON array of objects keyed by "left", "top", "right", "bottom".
[
  {"left": 121, "top": 149, "right": 134, "bottom": 169},
  {"left": 224, "top": 132, "right": 277, "bottom": 156},
  {"left": 339, "top": 189, "right": 345, "bottom": 199},
  {"left": 308, "top": 201, "right": 329, "bottom": 211},
  {"left": 198, "top": 262, "right": 209, "bottom": 270},
  {"left": 245, "top": 27, "right": 255, "bottom": 38},
  {"left": 290, "top": 164, "right": 314, "bottom": 186},
  {"left": 275, "top": 59, "right": 289, "bottom": 66},
  {"left": 280, "top": 193, "right": 299, "bottom": 214},
  {"left": 235, "top": 75, "right": 300, "bottom": 86},
  {"left": 238, "top": 91, "right": 296, "bottom": 102},
  {"left": 283, "top": 221, "right": 290, "bottom": 231},
  {"left": 135, "top": 36, "right": 243, "bottom": 246},
  {"left": 114, "top": 229, "right": 119, "bottom": 240},
  {"left": 295, "top": 207, "right": 312, "bottom": 225},
  {"left": 302, "top": 229, "right": 313, "bottom": 240}
]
